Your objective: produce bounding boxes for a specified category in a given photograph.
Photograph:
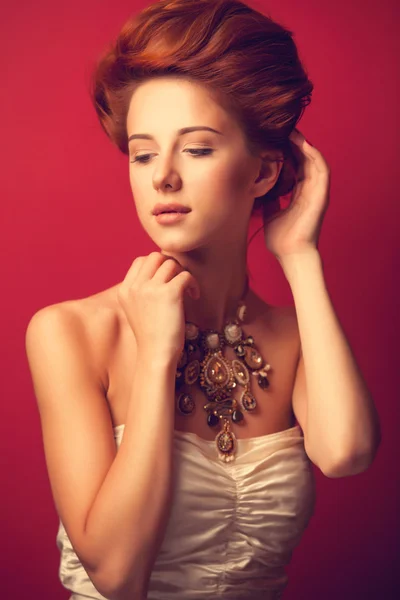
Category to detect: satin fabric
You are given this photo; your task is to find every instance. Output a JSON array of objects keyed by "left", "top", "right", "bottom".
[{"left": 56, "top": 423, "right": 316, "bottom": 599}]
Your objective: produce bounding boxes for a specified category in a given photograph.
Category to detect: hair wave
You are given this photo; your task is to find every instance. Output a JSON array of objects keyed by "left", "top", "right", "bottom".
[{"left": 89, "top": 0, "right": 313, "bottom": 227}]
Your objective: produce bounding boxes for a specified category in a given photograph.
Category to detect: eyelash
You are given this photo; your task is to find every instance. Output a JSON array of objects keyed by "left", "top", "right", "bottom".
[{"left": 130, "top": 148, "right": 214, "bottom": 164}]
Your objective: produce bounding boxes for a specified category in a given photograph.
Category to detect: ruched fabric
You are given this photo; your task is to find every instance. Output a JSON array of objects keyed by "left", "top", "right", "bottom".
[{"left": 56, "top": 423, "right": 316, "bottom": 599}]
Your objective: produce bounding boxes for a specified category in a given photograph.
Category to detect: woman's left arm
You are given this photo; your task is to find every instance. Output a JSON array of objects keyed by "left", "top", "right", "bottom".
[
  {"left": 263, "top": 128, "right": 381, "bottom": 476},
  {"left": 282, "top": 248, "right": 381, "bottom": 477}
]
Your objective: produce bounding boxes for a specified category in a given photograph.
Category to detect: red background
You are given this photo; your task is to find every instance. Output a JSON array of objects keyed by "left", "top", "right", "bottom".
[{"left": 1, "top": 0, "right": 398, "bottom": 598}]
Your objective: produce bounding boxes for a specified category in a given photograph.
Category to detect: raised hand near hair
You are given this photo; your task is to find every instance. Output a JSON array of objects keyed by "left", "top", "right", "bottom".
[{"left": 117, "top": 252, "right": 201, "bottom": 363}]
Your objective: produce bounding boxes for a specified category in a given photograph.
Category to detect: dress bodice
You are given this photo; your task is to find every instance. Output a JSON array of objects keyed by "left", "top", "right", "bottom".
[{"left": 56, "top": 423, "right": 316, "bottom": 599}]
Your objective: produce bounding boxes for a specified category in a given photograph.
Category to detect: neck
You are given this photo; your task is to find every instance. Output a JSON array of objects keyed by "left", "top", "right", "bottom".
[{"left": 161, "top": 239, "right": 251, "bottom": 331}]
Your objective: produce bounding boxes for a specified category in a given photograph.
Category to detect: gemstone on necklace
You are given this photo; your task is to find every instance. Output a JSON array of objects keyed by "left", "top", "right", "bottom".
[
  {"left": 184, "top": 360, "right": 200, "bottom": 385},
  {"left": 232, "top": 408, "right": 244, "bottom": 423},
  {"left": 232, "top": 359, "right": 250, "bottom": 386},
  {"left": 237, "top": 303, "right": 247, "bottom": 322},
  {"left": 205, "top": 332, "right": 221, "bottom": 350},
  {"left": 205, "top": 354, "right": 230, "bottom": 386},
  {"left": 243, "top": 346, "right": 263, "bottom": 369},
  {"left": 240, "top": 390, "right": 257, "bottom": 411},
  {"left": 224, "top": 322, "right": 243, "bottom": 344},
  {"left": 185, "top": 322, "right": 199, "bottom": 340},
  {"left": 176, "top": 393, "right": 195, "bottom": 415},
  {"left": 207, "top": 412, "right": 219, "bottom": 427},
  {"left": 257, "top": 374, "right": 270, "bottom": 389},
  {"left": 235, "top": 344, "right": 245, "bottom": 357},
  {"left": 216, "top": 430, "right": 235, "bottom": 453}
]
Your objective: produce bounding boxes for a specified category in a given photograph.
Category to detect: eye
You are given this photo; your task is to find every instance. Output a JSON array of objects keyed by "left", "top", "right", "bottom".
[{"left": 130, "top": 148, "right": 214, "bottom": 164}]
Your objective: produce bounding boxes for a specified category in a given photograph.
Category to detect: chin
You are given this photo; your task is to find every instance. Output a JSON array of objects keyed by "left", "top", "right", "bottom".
[
  {"left": 156, "top": 238, "right": 204, "bottom": 254},
  {"left": 147, "top": 231, "right": 212, "bottom": 254},
  {"left": 143, "top": 216, "right": 230, "bottom": 253}
]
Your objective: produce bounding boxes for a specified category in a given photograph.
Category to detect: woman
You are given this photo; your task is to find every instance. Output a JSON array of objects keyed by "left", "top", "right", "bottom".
[{"left": 25, "top": 1, "right": 381, "bottom": 599}]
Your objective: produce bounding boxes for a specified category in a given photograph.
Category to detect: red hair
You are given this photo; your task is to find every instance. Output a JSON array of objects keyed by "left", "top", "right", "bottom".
[{"left": 89, "top": 0, "right": 313, "bottom": 225}]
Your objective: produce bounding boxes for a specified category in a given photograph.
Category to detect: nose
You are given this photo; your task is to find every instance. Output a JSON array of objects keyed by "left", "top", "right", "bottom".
[{"left": 152, "top": 156, "right": 182, "bottom": 192}]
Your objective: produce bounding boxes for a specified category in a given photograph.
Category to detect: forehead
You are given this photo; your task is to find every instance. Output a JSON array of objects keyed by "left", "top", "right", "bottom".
[{"left": 127, "top": 76, "right": 235, "bottom": 133}]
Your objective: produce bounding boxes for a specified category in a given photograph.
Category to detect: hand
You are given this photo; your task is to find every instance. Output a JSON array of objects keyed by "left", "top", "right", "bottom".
[
  {"left": 263, "top": 128, "right": 331, "bottom": 262},
  {"left": 117, "top": 252, "right": 200, "bottom": 362}
]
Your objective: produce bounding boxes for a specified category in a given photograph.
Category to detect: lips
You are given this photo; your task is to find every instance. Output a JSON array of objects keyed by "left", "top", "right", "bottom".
[{"left": 152, "top": 203, "right": 191, "bottom": 216}]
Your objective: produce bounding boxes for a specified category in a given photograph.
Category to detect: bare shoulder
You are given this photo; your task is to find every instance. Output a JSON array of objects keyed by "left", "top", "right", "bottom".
[
  {"left": 251, "top": 290, "right": 299, "bottom": 341},
  {"left": 29, "top": 282, "right": 124, "bottom": 391}
]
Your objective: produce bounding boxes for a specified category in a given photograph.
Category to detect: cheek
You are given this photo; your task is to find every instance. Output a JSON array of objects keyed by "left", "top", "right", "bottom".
[
  {"left": 230, "top": 158, "right": 253, "bottom": 191},
  {"left": 129, "top": 170, "right": 142, "bottom": 194},
  {"left": 210, "top": 159, "right": 251, "bottom": 207},
  {"left": 129, "top": 175, "right": 148, "bottom": 214}
]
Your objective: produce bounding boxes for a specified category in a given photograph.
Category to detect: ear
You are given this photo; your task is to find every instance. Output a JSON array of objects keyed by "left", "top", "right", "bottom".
[{"left": 252, "top": 153, "right": 284, "bottom": 197}]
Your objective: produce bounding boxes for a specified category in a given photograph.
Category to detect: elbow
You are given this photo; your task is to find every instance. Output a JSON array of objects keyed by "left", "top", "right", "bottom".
[
  {"left": 88, "top": 569, "right": 119, "bottom": 600},
  {"left": 73, "top": 558, "right": 118, "bottom": 599},
  {"left": 322, "top": 446, "right": 381, "bottom": 478},
  {"left": 92, "top": 541, "right": 155, "bottom": 599},
  {"left": 87, "top": 564, "right": 127, "bottom": 600},
  {"left": 94, "top": 564, "right": 148, "bottom": 600},
  {"left": 313, "top": 420, "right": 382, "bottom": 479}
]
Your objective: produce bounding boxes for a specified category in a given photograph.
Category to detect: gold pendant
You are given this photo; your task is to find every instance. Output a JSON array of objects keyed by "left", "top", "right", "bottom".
[{"left": 215, "top": 418, "right": 237, "bottom": 462}]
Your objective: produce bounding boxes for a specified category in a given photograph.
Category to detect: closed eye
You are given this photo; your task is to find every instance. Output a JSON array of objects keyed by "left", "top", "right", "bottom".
[{"left": 130, "top": 148, "right": 214, "bottom": 164}]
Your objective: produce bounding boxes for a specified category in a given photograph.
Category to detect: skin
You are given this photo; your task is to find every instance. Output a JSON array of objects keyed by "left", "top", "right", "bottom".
[{"left": 126, "top": 76, "right": 283, "bottom": 331}]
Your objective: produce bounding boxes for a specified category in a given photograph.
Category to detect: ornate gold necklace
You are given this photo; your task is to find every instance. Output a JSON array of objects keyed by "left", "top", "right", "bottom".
[{"left": 174, "top": 280, "right": 271, "bottom": 463}]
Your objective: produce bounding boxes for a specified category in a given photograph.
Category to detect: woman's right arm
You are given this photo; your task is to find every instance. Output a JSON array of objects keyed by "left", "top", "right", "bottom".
[{"left": 25, "top": 305, "right": 178, "bottom": 600}]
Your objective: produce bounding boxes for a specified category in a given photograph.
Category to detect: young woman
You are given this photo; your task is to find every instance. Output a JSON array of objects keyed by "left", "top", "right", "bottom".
[{"left": 25, "top": 1, "right": 381, "bottom": 599}]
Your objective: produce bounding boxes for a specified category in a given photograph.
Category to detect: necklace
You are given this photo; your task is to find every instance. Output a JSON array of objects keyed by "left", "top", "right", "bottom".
[{"left": 174, "top": 278, "right": 272, "bottom": 463}]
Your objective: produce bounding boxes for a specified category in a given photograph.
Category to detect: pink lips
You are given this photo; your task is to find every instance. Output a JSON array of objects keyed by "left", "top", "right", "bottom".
[
  {"left": 152, "top": 202, "right": 191, "bottom": 216},
  {"left": 154, "top": 212, "right": 190, "bottom": 224}
]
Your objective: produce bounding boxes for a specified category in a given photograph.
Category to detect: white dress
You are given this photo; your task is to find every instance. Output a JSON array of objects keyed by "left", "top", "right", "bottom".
[{"left": 56, "top": 423, "right": 316, "bottom": 599}]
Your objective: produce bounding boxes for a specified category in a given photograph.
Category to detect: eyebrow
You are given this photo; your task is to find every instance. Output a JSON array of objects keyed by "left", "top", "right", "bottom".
[{"left": 128, "top": 126, "right": 223, "bottom": 143}]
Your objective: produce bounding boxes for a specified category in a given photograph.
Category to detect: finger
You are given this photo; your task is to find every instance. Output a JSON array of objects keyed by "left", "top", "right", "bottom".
[
  {"left": 119, "top": 256, "right": 146, "bottom": 293},
  {"left": 120, "top": 252, "right": 167, "bottom": 292},
  {"left": 134, "top": 251, "right": 170, "bottom": 285},
  {"left": 290, "top": 129, "right": 330, "bottom": 178},
  {"left": 151, "top": 256, "right": 185, "bottom": 284},
  {"left": 168, "top": 270, "right": 200, "bottom": 299}
]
